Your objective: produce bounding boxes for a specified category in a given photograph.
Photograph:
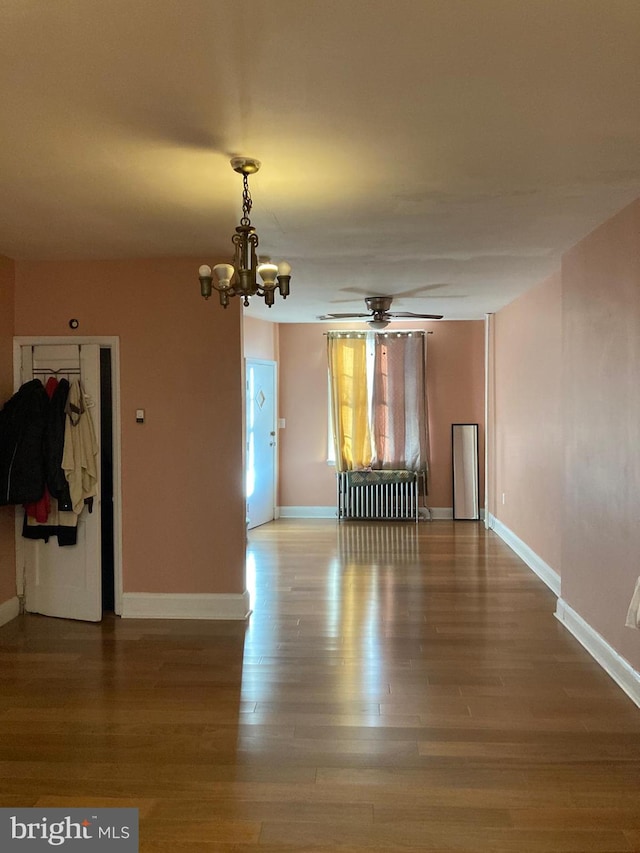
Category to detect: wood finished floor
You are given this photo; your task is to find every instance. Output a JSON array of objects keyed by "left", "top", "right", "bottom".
[{"left": 1, "top": 519, "right": 639, "bottom": 852}]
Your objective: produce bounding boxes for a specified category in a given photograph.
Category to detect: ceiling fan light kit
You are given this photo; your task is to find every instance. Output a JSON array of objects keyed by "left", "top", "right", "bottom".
[
  {"left": 318, "top": 295, "right": 442, "bottom": 328},
  {"left": 198, "top": 158, "right": 291, "bottom": 309}
]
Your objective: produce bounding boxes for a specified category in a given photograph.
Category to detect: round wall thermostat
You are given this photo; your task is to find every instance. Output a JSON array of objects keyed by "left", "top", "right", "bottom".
[{"left": 69, "top": 319, "right": 79, "bottom": 329}]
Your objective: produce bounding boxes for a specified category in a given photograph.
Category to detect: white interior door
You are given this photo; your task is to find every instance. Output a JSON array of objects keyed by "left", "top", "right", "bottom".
[
  {"left": 19, "top": 344, "right": 102, "bottom": 621},
  {"left": 246, "top": 359, "right": 277, "bottom": 530}
]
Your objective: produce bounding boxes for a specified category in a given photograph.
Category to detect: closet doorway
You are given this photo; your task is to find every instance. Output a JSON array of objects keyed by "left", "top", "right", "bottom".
[{"left": 13, "top": 337, "right": 122, "bottom": 621}]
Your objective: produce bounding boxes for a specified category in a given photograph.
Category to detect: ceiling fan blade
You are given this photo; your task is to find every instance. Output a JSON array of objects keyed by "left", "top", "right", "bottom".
[
  {"left": 391, "top": 284, "right": 453, "bottom": 299},
  {"left": 389, "top": 312, "right": 443, "bottom": 320},
  {"left": 317, "top": 313, "right": 370, "bottom": 320},
  {"left": 334, "top": 284, "right": 453, "bottom": 301}
]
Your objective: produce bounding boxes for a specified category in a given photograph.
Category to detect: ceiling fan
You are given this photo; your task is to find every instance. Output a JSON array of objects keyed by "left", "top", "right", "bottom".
[{"left": 318, "top": 296, "right": 443, "bottom": 330}]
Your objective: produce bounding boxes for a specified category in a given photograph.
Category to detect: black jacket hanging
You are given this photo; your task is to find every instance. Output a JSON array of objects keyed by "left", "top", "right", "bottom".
[{"left": 0, "top": 379, "right": 49, "bottom": 505}]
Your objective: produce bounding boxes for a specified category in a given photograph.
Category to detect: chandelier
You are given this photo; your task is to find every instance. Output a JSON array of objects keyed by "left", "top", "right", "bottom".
[{"left": 198, "top": 157, "right": 291, "bottom": 309}]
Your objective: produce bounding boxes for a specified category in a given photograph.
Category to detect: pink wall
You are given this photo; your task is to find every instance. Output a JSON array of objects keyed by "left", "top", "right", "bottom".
[
  {"left": 561, "top": 199, "right": 640, "bottom": 670},
  {"left": 14, "top": 258, "right": 246, "bottom": 596},
  {"left": 278, "top": 321, "right": 485, "bottom": 509},
  {"left": 243, "top": 316, "right": 278, "bottom": 362},
  {"left": 426, "top": 320, "right": 485, "bottom": 508},
  {"left": 493, "top": 272, "right": 563, "bottom": 572},
  {"left": 278, "top": 324, "right": 335, "bottom": 507},
  {"left": 0, "top": 256, "right": 16, "bottom": 606}
]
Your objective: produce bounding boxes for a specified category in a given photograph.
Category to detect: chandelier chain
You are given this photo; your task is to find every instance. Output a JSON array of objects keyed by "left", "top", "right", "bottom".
[{"left": 241, "top": 173, "right": 252, "bottom": 226}]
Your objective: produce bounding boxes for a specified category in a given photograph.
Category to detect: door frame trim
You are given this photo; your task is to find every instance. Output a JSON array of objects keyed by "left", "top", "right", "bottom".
[{"left": 13, "top": 336, "right": 124, "bottom": 616}]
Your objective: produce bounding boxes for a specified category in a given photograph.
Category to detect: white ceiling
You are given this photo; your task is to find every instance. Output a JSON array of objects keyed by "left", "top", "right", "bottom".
[{"left": 2, "top": 0, "right": 640, "bottom": 323}]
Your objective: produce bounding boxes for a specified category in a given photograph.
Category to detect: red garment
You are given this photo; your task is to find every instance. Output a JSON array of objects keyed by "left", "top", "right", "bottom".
[{"left": 24, "top": 377, "right": 58, "bottom": 522}]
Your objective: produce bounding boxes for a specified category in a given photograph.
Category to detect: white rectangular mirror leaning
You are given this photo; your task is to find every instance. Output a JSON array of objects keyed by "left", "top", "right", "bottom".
[{"left": 452, "top": 423, "right": 480, "bottom": 520}]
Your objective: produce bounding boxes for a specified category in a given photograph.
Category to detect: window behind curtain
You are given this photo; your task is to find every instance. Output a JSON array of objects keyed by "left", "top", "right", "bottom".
[{"left": 327, "top": 333, "right": 372, "bottom": 472}]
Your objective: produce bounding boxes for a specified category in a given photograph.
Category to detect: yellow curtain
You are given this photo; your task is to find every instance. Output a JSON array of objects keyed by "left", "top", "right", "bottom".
[{"left": 327, "top": 335, "right": 372, "bottom": 471}]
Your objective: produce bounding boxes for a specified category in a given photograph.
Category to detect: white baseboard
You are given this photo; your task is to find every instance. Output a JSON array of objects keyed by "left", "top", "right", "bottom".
[
  {"left": 278, "top": 506, "right": 337, "bottom": 519},
  {"left": 121, "top": 591, "right": 251, "bottom": 620},
  {"left": 487, "top": 513, "right": 561, "bottom": 597},
  {"left": 0, "top": 596, "right": 20, "bottom": 628},
  {"left": 486, "top": 515, "right": 639, "bottom": 707},
  {"left": 555, "top": 598, "right": 640, "bottom": 709}
]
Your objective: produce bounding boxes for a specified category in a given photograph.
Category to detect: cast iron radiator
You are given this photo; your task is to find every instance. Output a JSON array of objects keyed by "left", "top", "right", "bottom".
[{"left": 337, "top": 470, "right": 420, "bottom": 521}]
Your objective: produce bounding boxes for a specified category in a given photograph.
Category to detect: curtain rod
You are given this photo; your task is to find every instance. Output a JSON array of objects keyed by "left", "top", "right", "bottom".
[{"left": 323, "top": 330, "right": 433, "bottom": 337}]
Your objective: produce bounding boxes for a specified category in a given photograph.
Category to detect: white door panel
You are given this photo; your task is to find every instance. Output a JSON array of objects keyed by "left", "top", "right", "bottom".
[
  {"left": 246, "top": 359, "right": 276, "bottom": 530},
  {"left": 20, "top": 343, "right": 102, "bottom": 622}
]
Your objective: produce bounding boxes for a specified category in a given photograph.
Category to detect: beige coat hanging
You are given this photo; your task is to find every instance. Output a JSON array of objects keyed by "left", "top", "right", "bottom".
[{"left": 62, "top": 380, "right": 99, "bottom": 515}]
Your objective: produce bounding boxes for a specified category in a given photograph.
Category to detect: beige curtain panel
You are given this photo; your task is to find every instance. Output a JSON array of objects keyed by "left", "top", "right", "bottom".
[{"left": 371, "top": 333, "right": 429, "bottom": 472}]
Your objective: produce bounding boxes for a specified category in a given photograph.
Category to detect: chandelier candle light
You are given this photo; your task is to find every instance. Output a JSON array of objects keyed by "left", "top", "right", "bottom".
[{"left": 198, "top": 158, "right": 291, "bottom": 308}]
